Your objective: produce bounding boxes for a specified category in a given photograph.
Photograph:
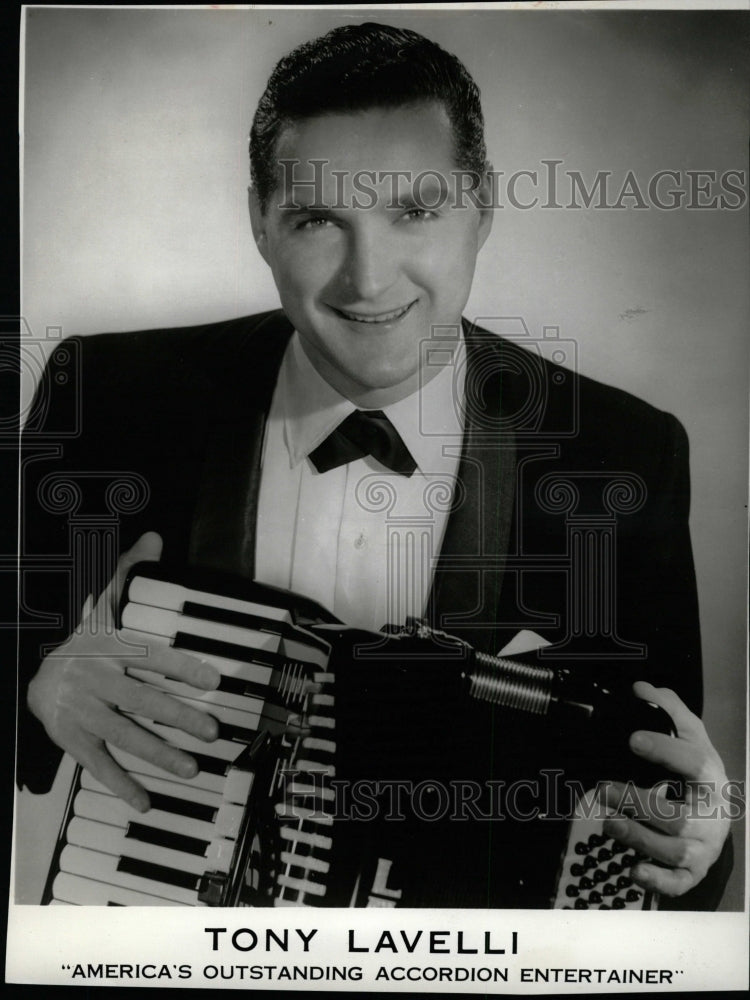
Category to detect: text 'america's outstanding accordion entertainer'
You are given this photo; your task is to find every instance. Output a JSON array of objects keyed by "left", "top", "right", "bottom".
[{"left": 43, "top": 562, "right": 674, "bottom": 910}]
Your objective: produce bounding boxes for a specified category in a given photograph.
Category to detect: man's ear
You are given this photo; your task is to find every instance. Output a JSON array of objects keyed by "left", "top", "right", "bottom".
[
  {"left": 475, "top": 163, "right": 495, "bottom": 252},
  {"left": 248, "top": 186, "right": 270, "bottom": 265}
]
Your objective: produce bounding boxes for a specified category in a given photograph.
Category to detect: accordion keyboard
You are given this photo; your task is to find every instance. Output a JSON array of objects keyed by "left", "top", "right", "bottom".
[{"left": 45, "top": 582, "right": 328, "bottom": 907}]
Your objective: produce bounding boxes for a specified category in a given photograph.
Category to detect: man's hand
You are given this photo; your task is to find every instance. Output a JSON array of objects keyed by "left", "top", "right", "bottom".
[
  {"left": 27, "top": 532, "right": 221, "bottom": 812},
  {"left": 598, "top": 680, "right": 732, "bottom": 899}
]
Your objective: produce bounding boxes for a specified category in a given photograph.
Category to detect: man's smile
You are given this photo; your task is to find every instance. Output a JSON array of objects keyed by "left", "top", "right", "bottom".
[{"left": 329, "top": 300, "right": 418, "bottom": 324}]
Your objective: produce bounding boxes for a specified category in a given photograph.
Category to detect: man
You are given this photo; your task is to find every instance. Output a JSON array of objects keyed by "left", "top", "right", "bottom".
[{"left": 19, "top": 22, "right": 732, "bottom": 907}]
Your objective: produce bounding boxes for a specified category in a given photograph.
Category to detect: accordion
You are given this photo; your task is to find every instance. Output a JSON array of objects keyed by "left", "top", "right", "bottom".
[{"left": 42, "top": 562, "right": 672, "bottom": 910}]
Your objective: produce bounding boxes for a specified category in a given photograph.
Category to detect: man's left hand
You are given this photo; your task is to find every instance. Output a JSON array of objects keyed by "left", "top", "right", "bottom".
[{"left": 598, "top": 680, "right": 732, "bottom": 898}]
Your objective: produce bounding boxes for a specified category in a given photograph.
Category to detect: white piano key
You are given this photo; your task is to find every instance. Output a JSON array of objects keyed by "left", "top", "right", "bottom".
[
  {"left": 223, "top": 768, "right": 254, "bottom": 805},
  {"left": 121, "top": 715, "right": 246, "bottom": 762},
  {"left": 127, "top": 577, "right": 294, "bottom": 622},
  {"left": 279, "top": 637, "right": 330, "bottom": 668},
  {"left": 162, "top": 693, "right": 296, "bottom": 737},
  {"left": 121, "top": 606, "right": 283, "bottom": 653},
  {"left": 80, "top": 769, "right": 226, "bottom": 810},
  {"left": 73, "top": 789, "right": 231, "bottom": 844},
  {"left": 59, "top": 845, "right": 200, "bottom": 906},
  {"left": 53, "top": 871, "right": 182, "bottom": 907},
  {"left": 66, "top": 817, "right": 226, "bottom": 877},
  {"left": 125, "top": 667, "right": 271, "bottom": 717},
  {"left": 120, "top": 628, "right": 278, "bottom": 688},
  {"left": 109, "top": 746, "right": 231, "bottom": 794},
  {"left": 124, "top": 668, "right": 260, "bottom": 710}
]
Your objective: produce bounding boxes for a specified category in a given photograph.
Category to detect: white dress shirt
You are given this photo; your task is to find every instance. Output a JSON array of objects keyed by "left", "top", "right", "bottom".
[{"left": 255, "top": 332, "right": 466, "bottom": 631}]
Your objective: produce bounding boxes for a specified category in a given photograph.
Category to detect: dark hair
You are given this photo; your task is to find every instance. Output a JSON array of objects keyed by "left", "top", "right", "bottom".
[{"left": 250, "top": 22, "right": 487, "bottom": 211}]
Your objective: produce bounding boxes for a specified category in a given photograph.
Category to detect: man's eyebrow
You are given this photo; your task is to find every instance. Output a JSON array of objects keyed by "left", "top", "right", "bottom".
[
  {"left": 387, "top": 177, "right": 449, "bottom": 210},
  {"left": 275, "top": 200, "right": 336, "bottom": 214}
]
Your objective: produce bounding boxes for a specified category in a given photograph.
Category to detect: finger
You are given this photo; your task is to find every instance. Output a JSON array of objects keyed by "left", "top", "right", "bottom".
[
  {"left": 89, "top": 532, "right": 164, "bottom": 630},
  {"left": 99, "top": 674, "right": 219, "bottom": 742},
  {"left": 627, "top": 861, "right": 695, "bottom": 898},
  {"left": 118, "top": 631, "right": 221, "bottom": 689},
  {"left": 87, "top": 710, "right": 203, "bottom": 781},
  {"left": 628, "top": 729, "right": 724, "bottom": 782},
  {"left": 602, "top": 814, "right": 705, "bottom": 871},
  {"left": 110, "top": 531, "right": 164, "bottom": 619},
  {"left": 75, "top": 737, "right": 151, "bottom": 813},
  {"left": 598, "top": 781, "right": 686, "bottom": 834},
  {"left": 632, "top": 681, "right": 706, "bottom": 742}
]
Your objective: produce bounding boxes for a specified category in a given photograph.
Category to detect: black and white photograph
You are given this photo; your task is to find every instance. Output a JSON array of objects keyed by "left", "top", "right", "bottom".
[{"left": 8, "top": 2, "right": 749, "bottom": 992}]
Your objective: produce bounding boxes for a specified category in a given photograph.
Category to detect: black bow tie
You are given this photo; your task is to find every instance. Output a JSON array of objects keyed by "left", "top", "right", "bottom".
[{"left": 308, "top": 409, "right": 417, "bottom": 477}]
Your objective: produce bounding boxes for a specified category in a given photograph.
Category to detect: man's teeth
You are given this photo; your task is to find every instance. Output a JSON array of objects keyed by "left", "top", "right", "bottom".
[{"left": 337, "top": 302, "right": 413, "bottom": 323}]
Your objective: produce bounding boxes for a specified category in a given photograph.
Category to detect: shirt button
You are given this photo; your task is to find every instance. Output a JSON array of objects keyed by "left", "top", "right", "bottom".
[{"left": 354, "top": 533, "right": 366, "bottom": 550}]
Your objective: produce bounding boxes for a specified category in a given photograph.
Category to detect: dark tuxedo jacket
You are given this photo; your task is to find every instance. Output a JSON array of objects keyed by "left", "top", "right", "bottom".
[{"left": 18, "top": 309, "right": 730, "bottom": 907}]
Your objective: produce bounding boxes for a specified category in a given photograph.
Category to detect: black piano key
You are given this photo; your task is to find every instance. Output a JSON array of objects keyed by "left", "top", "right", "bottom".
[
  {"left": 117, "top": 856, "right": 200, "bottom": 892},
  {"left": 190, "top": 752, "right": 232, "bottom": 776},
  {"left": 216, "top": 721, "right": 258, "bottom": 744},
  {"left": 147, "top": 791, "right": 216, "bottom": 823},
  {"left": 173, "top": 631, "right": 288, "bottom": 671},
  {"left": 217, "top": 674, "right": 274, "bottom": 699},
  {"left": 125, "top": 821, "right": 209, "bottom": 858},
  {"left": 181, "top": 600, "right": 328, "bottom": 653}
]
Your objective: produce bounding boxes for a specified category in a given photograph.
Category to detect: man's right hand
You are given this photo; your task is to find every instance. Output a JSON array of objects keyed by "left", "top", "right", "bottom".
[{"left": 27, "top": 532, "right": 221, "bottom": 812}]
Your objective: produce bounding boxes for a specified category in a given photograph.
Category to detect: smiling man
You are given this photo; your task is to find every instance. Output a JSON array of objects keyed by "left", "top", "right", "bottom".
[{"left": 19, "top": 22, "right": 734, "bottom": 909}]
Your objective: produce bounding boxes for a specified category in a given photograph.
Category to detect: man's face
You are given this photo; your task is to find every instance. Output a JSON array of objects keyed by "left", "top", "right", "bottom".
[{"left": 250, "top": 101, "right": 492, "bottom": 406}]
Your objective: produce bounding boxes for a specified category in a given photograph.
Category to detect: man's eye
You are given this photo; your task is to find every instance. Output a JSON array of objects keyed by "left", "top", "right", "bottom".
[
  {"left": 402, "top": 207, "right": 436, "bottom": 223},
  {"left": 297, "top": 216, "right": 333, "bottom": 230}
]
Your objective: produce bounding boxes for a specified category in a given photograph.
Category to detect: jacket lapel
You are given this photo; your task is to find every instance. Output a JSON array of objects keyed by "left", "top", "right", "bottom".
[
  {"left": 426, "top": 324, "right": 516, "bottom": 654},
  {"left": 188, "top": 312, "right": 294, "bottom": 577}
]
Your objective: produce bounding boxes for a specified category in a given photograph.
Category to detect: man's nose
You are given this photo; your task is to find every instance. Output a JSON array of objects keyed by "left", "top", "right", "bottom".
[{"left": 341, "top": 227, "right": 398, "bottom": 300}]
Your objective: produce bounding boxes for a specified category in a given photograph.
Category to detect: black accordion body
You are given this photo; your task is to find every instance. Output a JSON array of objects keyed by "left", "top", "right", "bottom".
[{"left": 42, "top": 563, "right": 673, "bottom": 910}]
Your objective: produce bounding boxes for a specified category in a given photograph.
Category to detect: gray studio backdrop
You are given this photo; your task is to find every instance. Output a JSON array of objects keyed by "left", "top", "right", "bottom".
[{"left": 20, "top": 7, "right": 748, "bottom": 909}]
